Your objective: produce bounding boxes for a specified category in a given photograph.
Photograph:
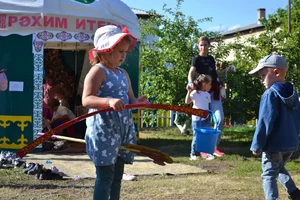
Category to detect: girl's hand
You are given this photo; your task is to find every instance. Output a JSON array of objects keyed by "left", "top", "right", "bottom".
[
  {"left": 186, "top": 82, "right": 193, "bottom": 90},
  {"left": 108, "top": 98, "right": 126, "bottom": 112},
  {"left": 136, "top": 95, "right": 149, "bottom": 104},
  {"left": 187, "top": 87, "right": 193, "bottom": 92},
  {"left": 226, "top": 65, "right": 236, "bottom": 72}
]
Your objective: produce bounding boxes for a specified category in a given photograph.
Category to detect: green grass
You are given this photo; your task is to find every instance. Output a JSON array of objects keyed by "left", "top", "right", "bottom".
[
  {"left": 222, "top": 126, "right": 256, "bottom": 142},
  {"left": 139, "top": 126, "right": 255, "bottom": 162},
  {"left": 1, "top": 125, "right": 300, "bottom": 200},
  {"left": 138, "top": 126, "right": 299, "bottom": 178}
]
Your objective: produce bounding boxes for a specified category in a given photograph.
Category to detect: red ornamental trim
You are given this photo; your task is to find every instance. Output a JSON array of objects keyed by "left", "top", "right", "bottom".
[{"left": 16, "top": 104, "right": 208, "bottom": 158}]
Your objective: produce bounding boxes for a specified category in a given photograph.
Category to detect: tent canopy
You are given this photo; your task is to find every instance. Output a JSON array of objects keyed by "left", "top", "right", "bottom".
[{"left": 0, "top": 0, "right": 140, "bottom": 39}]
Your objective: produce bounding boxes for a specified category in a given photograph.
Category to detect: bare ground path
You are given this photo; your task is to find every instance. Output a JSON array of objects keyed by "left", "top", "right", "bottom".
[{"left": 25, "top": 152, "right": 207, "bottom": 179}]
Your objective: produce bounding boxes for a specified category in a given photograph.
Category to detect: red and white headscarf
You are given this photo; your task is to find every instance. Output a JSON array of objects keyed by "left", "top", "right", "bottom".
[{"left": 89, "top": 25, "right": 137, "bottom": 62}]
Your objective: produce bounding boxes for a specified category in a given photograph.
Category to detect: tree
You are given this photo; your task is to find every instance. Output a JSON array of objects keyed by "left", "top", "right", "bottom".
[
  {"left": 139, "top": 0, "right": 220, "bottom": 127},
  {"left": 218, "top": 0, "right": 300, "bottom": 124},
  {"left": 139, "top": 0, "right": 300, "bottom": 127}
]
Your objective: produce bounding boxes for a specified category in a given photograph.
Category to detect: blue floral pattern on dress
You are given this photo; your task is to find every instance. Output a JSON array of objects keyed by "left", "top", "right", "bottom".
[{"left": 85, "top": 64, "right": 136, "bottom": 166}]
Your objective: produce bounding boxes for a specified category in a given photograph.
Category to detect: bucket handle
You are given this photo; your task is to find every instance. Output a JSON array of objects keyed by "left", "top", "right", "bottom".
[{"left": 199, "top": 110, "right": 219, "bottom": 131}]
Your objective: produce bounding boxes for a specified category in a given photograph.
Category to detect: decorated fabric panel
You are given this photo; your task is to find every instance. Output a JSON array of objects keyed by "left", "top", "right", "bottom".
[{"left": 44, "top": 49, "right": 76, "bottom": 105}]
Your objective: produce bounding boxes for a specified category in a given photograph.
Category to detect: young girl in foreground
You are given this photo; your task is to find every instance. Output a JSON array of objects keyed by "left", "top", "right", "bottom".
[
  {"left": 82, "top": 25, "right": 148, "bottom": 200},
  {"left": 185, "top": 74, "right": 213, "bottom": 160}
]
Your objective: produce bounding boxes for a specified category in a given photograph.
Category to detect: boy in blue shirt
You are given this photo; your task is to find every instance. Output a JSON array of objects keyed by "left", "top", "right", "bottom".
[{"left": 249, "top": 55, "right": 300, "bottom": 200}]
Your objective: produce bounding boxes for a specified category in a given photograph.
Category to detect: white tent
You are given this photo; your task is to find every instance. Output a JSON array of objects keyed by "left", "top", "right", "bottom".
[
  {"left": 0, "top": 0, "right": 140, "bottom": 150},
  {"left": 0, "top": 0, "right": 140, "bottom": 38}
]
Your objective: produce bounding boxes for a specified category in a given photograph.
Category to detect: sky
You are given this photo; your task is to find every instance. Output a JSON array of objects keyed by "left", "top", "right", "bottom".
[{"left": 121, "top": 0, "right": 288, "bottom": 32}]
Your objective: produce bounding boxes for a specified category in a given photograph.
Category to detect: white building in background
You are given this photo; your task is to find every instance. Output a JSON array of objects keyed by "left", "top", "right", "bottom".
[
  {"left": 131, "top": 7, "right": 159, "bottom": 46},
  {"left": 216, "top": 8, "right": 268, "bottom": 61}
]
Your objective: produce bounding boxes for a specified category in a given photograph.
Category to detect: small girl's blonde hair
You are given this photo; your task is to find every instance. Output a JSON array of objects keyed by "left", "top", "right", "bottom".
[{"left": 193, "top": 74, "right": 212, "bottom": 92}]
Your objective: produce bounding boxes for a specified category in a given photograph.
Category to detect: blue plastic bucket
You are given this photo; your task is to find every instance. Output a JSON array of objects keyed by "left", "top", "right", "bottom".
[{"left": 194, "top": 112, "right": 221, "bottom": 154}]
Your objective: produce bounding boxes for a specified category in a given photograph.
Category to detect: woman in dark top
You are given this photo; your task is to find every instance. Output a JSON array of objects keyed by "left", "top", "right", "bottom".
[{"left": 187, "top": 36, "right": 234, "bottom": 159}]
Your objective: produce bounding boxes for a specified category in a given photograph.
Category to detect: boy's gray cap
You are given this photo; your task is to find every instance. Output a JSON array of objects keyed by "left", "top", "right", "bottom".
[{"left": 249, "top": 54, "right": 288, "bottom": 76}]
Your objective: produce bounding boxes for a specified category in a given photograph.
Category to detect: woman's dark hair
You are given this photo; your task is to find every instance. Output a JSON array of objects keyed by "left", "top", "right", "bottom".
[
  {"left": 193, "top": 74, "right": 212, "bottom": 92},
  {"left": 48, "top": 98, "right": 60, "bottom": 108}
]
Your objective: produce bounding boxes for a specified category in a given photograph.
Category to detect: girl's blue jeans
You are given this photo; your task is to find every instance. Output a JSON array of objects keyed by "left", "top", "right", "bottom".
[
  {"left": 191, "top": 118, "right": 210, "bottom": 156},
  {"left": 93, "top": 156, "right": 125, "bottom": 200},
  {"left": 209, "top": 94, "right": 224, "bottom": 145},
  {"left": 261, "top": 152, "right": 297, "bottom": 200}
]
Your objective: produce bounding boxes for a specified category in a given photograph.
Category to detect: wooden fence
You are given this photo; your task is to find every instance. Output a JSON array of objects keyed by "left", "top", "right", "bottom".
[{"left": 132, "top": 110, "right": 172, "bottom": 128}]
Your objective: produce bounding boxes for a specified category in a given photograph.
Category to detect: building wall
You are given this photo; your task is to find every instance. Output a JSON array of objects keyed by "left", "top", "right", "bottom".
[
  {"left": 213, "top": 30, "right": 265, "bottom": 61},
  {"left": 215, "top": 26, "right": 281, "bottom": 61}
]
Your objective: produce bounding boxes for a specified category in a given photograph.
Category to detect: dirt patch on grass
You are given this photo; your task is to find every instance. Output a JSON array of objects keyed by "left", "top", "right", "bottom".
[{"left": 196, "top": 161, "right": 234, "bottom": 173}]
